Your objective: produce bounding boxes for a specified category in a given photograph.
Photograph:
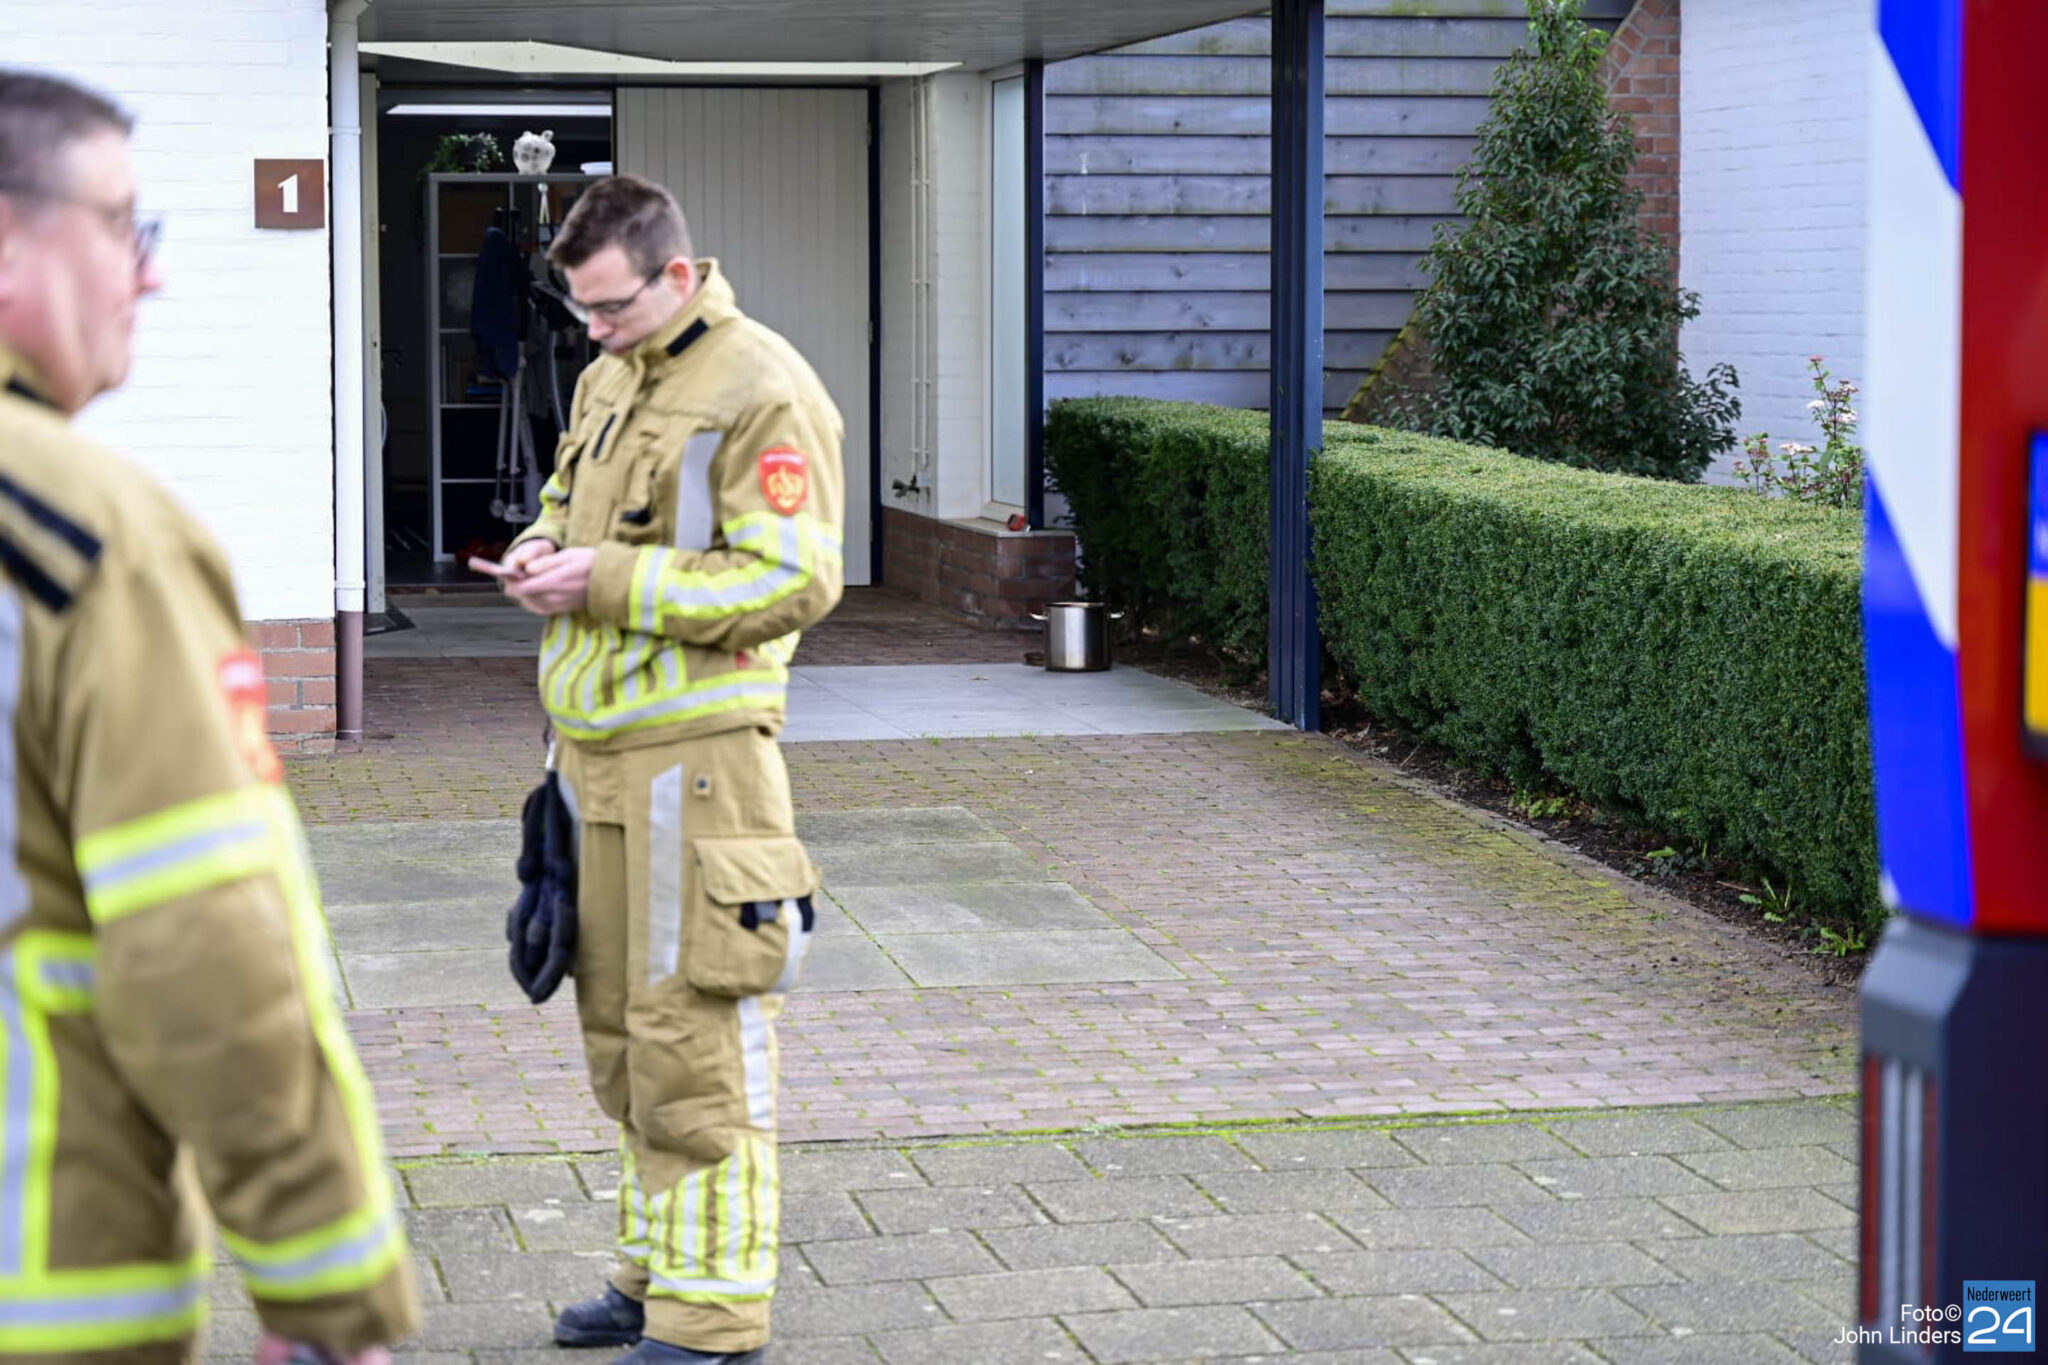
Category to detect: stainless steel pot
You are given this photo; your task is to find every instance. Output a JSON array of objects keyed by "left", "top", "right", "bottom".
[{"left": 1030, "top": 601, "right": 1121, "bottom": 672}]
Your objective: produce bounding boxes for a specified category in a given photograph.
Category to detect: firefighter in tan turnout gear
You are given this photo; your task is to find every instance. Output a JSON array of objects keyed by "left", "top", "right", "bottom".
[
  {"left": 494, "top": 175, "right": 843, "bottom": 1365},
  {"left": 0, "top": 71, "right": 419, "bottom": 1364}
]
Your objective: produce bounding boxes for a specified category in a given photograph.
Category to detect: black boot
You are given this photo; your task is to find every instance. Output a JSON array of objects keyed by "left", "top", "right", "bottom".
[
  {"left": 553, "top": 1285, "right": 645, "bottom": 1348},
  {"left": 612, "top": 1340, "right": 764, "bottom": 1365}
]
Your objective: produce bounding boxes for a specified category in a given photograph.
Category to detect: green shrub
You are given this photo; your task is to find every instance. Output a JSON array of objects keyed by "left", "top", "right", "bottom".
[
  {"left": 1400, "top": 0, "right": 1739, "bottom": 479},
  {"left": 1046, "top": 397, "right": 1879, "bottom": 923}
]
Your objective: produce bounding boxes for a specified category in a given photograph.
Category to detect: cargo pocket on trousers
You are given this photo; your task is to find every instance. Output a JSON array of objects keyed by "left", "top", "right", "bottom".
[{"left": 684, "top": 835, "right": 819, "bottom": 997}]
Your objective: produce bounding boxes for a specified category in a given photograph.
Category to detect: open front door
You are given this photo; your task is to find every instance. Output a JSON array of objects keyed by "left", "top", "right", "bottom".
[{"left": 616, "top": 88, "right": 874, "bottom": 585}]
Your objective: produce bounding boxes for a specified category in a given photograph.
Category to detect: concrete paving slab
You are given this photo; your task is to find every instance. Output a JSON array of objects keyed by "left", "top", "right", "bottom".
[
  {"left": 772, "top": 1281, "right": 943, "bottom": 1338},
  {"left": 1076, "top": 1136, "right": 1259, "bottom": 1179},
  {"left": 1383, "top": 1348, "right": 1606, "bottom": 1365},
  {"left": 1656, "top": 1190, "right": 1857, "bottom": 1237},
  {"left": 854, "top": 1184, "right": 1044, "bottom": 1234},
  {"left": 927, "top": 1265, "right": 1139, "bottom": 1320},
  {"left": 782, "top": 1148, "right": 927, "bottom": 1194},
  {"left": 1062, "top": 1304, "right": 1286, "bottom": 1363},
  {"left": 407, "top": 1162, "right": 582, "bottom": 1208},
  {"left": 800, "top": 929, "right": 915, "bottom": 992},
  {"left": 342, "top": 949, "right": 525, "bottom": 1010},
  {"left": 829, "top": 880, "right": 1111, "bottom": 933},
  {"left": 1515, "top": 1156, "right": 1720, "bottom": 1201},
  {"left": 797, "top": 807, "right": 1002, "bottom": 848},
  {"left": 1288, "top": 1248, "right": 1506, "bottom": 1296},
  {"left": 1547, "top": 1114, "right": 1737, "bottom": 1158},
  {"left": 1193, "top": 1169, "right": 1393, "bottom": 1214},
  {"left": 1236, "top": 1128, "right": 1421, "bottom": 1171},
  {"left": 801, "top": 1230, "right": 1003, "bottom": 1285},
  {"left": 331, "top": 897, "right": 508, "bottom": 953},
  {"left": 1105, "top": 1255, "right": 1322, "bottom": 1308},
  {"left": 816, "top": 841, "right": 1054, "bottom": 887},
  {"left": 1155, "top": 1211, "right": 1354, "bottom": 1259},
  {"left": 316, "top": 859, "right": 513, "bottom": 908},
  {"left": 1675, "top": 1147, "right": 1858, "bottom": 1191},
  {"left": 1468, "top": 1242, "right": 1681, "bottom": 1291},
  {"left": 1027, "top": 1176, "right": 1218, "bottom": 1225},
  {"left": 1616, "top": 1283, "right": 1842, "bottom": 1334},
  {"left": 309, "top": 818, "right": 519, "bottom": 862},
  {"left": 783, "top": 1191, "right": 874, "bottom": 1243},
  {"left": 877, "top": 928, "right": 1183, "bottom": 988},
  {"left": 1396, "top": 1123, "right": 1583, "bottom": 1166},
  {"left": 1582, "top": 1336, "right": 1811, "bottom": 1365},
  {"left": 1252, "top": 1295, "right": 1477, "bottom": 1351},
  {"left": 1365, "top": 1164, "right": 1559, "bottom": 1209},
  {"left": 1639, "top": 1233, "right": 1851, "bottom": 1284},
  {"left": 1690, "top": 1104, "right": 1856, "bottom": 1151},
  {"left": 1433, "top": 1289, "right": 1657, "bottom": 1343},
  {"left": 1328, "top": 1208, "right": 1534, "bottom": 1251},
  {"left": 909, "top": 1143, "right": 1094, "bottom": 1187},
  {"left": 980, "top": 1221, "right": 1186, "bottom": 1270},
  {"left": 1499, "top": 1199, "right": 1708, "bottom": 1244},
  {"left": 868, "top": 1318, "right": 1088, "bottom": 1365},
  {"left": 784, "top": 663, "right": 1290, "bottom": 742}
]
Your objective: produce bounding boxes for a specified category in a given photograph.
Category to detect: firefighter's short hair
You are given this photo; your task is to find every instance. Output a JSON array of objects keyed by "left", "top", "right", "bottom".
[
  {"left": 550, "top": 174, "right": 695, "bottom": 277},
  {"left": 0, "top": 69, "right": 134, "bottom": 201}
]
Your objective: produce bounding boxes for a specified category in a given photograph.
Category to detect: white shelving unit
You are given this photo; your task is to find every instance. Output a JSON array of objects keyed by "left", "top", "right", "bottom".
[{"left": 425, "top": 172, "right": 595, "bottom": 561}]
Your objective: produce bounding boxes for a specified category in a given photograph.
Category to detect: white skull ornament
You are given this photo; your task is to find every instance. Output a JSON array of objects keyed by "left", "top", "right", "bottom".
[{"left": 512, "top": 129, "right": 556, "bottom": 175}]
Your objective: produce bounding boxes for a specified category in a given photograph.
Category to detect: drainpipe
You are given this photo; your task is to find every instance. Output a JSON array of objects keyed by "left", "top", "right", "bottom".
[{"left": 330, "top": 0, "right": 368, "bottom": 741}]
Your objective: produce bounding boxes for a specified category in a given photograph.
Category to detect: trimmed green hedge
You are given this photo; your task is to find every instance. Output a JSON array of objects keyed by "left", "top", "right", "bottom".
[
  {"left": 1047, "top": 397, "right": 1878, "bottom": 922},
  {"left": 1045, "top": 399, "right": 1272, "bottom": 659}
]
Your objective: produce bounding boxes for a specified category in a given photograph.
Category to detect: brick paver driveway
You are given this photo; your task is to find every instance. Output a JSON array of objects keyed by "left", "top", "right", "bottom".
[{"left": 271, "top": 590, "right": 1861, "bottom": 1363}]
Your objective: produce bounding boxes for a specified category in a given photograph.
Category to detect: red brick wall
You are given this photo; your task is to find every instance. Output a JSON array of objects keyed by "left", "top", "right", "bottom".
[
  {"left": 1601, "top": 0, "right": 1681, "bottom": 252},
  {"left": 882, "top": 508, "right": 1077, "bottom": 631},
  {"left": 250, "top": 618, "right": 336, "bottom": 754}
]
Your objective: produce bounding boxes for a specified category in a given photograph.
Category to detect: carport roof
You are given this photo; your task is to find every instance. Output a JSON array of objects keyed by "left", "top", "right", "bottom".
[{"left": 356, "top": 0, "right": 1272, "bottom": 71}]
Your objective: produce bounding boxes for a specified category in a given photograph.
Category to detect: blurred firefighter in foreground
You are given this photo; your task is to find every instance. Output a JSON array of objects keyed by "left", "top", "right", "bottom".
[{"left": 0, "top": 68, "right": 420, "bottom": 1364}]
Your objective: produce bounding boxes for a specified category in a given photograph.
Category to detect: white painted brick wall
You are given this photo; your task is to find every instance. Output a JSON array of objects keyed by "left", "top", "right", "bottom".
[
  {"left": 877, "top": 80, "right": 925, "bottom": 513},
  {"left": 1680, "top": 0, "right": 1869, "bottom": 482},
  {"left": 11, "top": 0, "right": 335, "bottom": 622},
  {"left": 926, "top": 73, "right": 991, "bottom": 521},
  {"left": 876, "top": 74, "right": 993, "bottom": 525}
]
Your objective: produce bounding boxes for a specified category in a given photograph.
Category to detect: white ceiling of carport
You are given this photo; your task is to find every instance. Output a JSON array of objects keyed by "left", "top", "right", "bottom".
[{"left": 357, "top": 0, "right": 1274, "bottom": 72}]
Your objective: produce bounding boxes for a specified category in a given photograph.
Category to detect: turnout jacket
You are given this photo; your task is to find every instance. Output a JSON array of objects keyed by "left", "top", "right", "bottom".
[
  {"left": 511, "top": 261, "right": 845, "bottom": 745},
  {"left": 0, "top": 345, "right": 419, "bottom": 1357}
]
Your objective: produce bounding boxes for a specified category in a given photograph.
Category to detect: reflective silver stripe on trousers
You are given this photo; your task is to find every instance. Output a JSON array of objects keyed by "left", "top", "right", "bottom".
[
  {"left": 675, "top": 432, "right": 723, "bottom": 552},
  {"left": 650, "top": 1271, "right": 774, "bottom": 1300},
  {"left": 0, "top": 591, "right": 24, "bottom": 936},
  {"left": 648, "top": 764, "right": 684, "bottom": 986},
  {"left": 738, "top": 997, "right": 774, "bottom": 1130},
  {"left": 770, "top": 899, "right": 811, "bottom": 995}
]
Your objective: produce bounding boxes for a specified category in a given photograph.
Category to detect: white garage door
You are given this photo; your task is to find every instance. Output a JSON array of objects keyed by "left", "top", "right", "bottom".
[{"left": 617, "top": 88, "right": 873, "bottom": 585}]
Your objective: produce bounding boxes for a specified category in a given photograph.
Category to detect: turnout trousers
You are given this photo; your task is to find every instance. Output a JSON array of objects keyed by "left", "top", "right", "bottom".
[{"left": 556, "top": 726, "right": 818, "bottom": 1356}]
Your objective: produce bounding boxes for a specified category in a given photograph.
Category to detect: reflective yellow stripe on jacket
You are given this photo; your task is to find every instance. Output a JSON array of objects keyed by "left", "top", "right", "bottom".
[
  {"left": 0, "top": 932, "right": 209, "bottom": 1353},
  {"left": 538, "top": 512, "right": 841, "bottom": 742},
  {"left": 75, "top": 787, "right": 278, "bottom": 925}
]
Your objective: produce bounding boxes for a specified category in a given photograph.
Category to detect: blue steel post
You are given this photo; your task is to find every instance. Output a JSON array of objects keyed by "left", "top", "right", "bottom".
[
  {"left": 1269, "top": 0, "right": 1325, "bottom": 729},
  {"left": 1025, "top": 59, "right": 1048, "bottom": 532}
]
